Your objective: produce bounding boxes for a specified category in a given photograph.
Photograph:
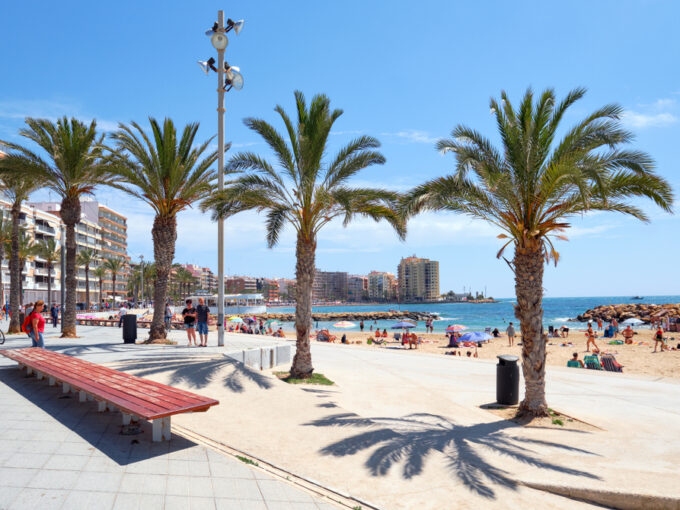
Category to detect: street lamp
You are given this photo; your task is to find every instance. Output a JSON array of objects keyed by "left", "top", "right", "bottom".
[{"left": 199, "top": 10, "right": 244, "bottom": 347}]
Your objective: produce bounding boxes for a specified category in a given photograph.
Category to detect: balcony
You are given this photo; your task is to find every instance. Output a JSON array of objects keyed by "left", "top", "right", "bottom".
[{"left": 35, "top": 223, "right": 56, "bottom": 235}]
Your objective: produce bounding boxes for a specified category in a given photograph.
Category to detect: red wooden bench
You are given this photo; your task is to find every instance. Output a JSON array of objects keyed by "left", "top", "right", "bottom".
[{"left": 0, "top": 348, "right": 219, "bottom": 441}]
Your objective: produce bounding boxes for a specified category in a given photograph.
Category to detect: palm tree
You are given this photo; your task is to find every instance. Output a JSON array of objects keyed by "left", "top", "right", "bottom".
[
  {"left": 0, "top": 170, "right": 44, "bottom": 332},
  {"left": 76, "top": 249, "right": 96, "bottom": 311},
  {"left": 403, "top": 88, "right": 673, "bottom": 416},
  {"left": 103, "top": 257, "right": 126, "bottom": 305},
  {"left": 4, "top": 230, "right": 39, "bottom": 306},
  {"left": 202, "top": 91, "right": 404, "bottom": 378},
  {"left": 0, "top": 215, "right": 12, "bottom": 310},
  {"left": 106, "top": 118, "right": 219, "bottom": 340},
  {"left": 92, "top": 265, "right": 107, "bottom": 309},
  {"left": 174, "top": 267, "right": 196, "bottom": 299},
  {"left": 0, "top": 117, "right": 115, "bottom": 336},
  {"left": 35, "top": 238, "right": 60, "bottom": 307}
]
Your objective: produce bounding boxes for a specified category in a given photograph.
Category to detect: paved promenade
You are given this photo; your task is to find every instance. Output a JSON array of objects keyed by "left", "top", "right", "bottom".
[{"left": 0, "top": 322, "right": 336, "bottom": 510}]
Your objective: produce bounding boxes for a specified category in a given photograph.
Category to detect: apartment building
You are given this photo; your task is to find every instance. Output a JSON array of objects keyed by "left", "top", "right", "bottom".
[
  {"left": 182, "top": 264, "right": 217, "bottom": 292},
  {"left": 275, "top": 278, "right": 296, "bottom": 301},
  {"left": 313, "top": 271, "right": 348, "bottom": 302},
  {"left": 225, "top": 276, "right": 257, "bottom": 294},
  {"left": 367, "top": 271, "right": 397, "bottom": 301},
  {"left": 261, "top": 279, "right": 280, "bottom": 302},
  {"left": 347, "top": 275, "right": 368, "bottom": 302},
  {"left": 397, "top": 255, "right": 440, "bottom": 302}
]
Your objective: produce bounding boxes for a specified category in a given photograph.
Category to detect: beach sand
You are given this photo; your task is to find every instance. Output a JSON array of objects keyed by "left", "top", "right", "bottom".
[{"left": 275, "top": 326, "right": 680, "bottom": 379}]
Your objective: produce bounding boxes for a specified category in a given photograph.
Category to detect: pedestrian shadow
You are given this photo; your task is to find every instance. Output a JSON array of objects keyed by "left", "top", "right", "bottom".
[
  {"left": 112, "top": 355, "right": 273, "bottom": 393},
  {"left": 0, "top": 366, "right": 193, "bottom": 464},
  {"left": 305, "top": 412, "right": 600, "bottom": 499}
]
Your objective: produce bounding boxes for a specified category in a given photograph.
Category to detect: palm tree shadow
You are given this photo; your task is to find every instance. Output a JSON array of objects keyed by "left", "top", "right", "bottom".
[
  {"left": 305, "top": 412, "right": 601, "bottom": 499},
  {"left": 111, "top": 355, "right": 272, "bottom": 393}
]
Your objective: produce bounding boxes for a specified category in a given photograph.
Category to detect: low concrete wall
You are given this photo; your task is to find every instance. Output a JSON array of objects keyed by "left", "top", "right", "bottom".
[{"left": 225, "top": 344, "right": 292, "bottom": 371}]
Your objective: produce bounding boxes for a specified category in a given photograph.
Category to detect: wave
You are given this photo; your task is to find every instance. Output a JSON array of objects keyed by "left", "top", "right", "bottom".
[
  {"left": 434, "top": 317, "right": 459, "bottom": 321},
  {"left": 553, "top": 317, "right": 571, "bottom": 322}
]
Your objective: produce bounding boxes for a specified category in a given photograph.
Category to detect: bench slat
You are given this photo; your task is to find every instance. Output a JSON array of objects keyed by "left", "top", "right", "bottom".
[{"left": 1, "top": 348, "right": 218, "bottom": 419}]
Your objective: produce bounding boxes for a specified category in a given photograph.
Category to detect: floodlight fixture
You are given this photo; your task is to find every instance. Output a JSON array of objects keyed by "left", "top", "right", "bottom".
[
  {"left": 205, "top": 22, "right": 218, "bottom": 35},
  {"left": 224, "top": 69, "right": 244, "bottom": 91},
  {"left": 226, "top": 18, "right": 245, "bottom": 35},
  {"left": 197, "top": 57, "right": 217, "bottom": 74},
  {"left": 211, "top": 31, "right": 228, "bottom": 50}
]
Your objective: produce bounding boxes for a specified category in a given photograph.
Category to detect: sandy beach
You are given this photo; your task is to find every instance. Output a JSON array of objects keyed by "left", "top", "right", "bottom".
[{"left": 273, "top": 326, "right": 680, "bottom": 380}]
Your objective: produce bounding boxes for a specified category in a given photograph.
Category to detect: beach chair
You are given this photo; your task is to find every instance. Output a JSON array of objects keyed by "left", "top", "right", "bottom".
[
  {"left": 583, "top": 354, "right": 603, "bottom": 370},
  {"left": 484, "top": 327, "right": 492, "bottom": 334},
  {"left": 393, "top": 332, "right": 401, "bottom": 341},
  {"left": 566, "top": 360, "right": 581, "bottom": 368},
  {"left": 600, "top": 353, "right": 623, "bottom": 373}
]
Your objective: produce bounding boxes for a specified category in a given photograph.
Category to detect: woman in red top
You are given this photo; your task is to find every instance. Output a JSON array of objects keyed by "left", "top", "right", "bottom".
[
  {"left": 29, "top": 300, "right": 46, "bottom": 348},
  {"left": 653, "top": 326, "right": 665, "bottom": 353}
]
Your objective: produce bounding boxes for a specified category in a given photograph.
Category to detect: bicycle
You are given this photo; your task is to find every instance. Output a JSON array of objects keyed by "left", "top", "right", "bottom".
[{"left": 0, "top": 328, "right": 5, "bottom": 345}]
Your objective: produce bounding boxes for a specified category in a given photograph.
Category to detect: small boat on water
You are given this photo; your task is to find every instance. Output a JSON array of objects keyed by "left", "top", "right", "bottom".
[{"left": 631, "top": 296, "right": 643, "bottom": 300}]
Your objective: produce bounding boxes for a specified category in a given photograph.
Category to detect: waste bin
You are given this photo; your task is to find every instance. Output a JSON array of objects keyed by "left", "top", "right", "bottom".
[
  {"left": 496, "top": 354, "right": 519, "bottom": 405},
  {"left": 122, "top": 314, "right": 137, "bottom": 344}
]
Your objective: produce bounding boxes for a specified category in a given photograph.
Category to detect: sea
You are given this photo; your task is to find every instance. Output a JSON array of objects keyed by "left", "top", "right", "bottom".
[{"left": 271, "top": 295, "right": 680, "bottom": 333}]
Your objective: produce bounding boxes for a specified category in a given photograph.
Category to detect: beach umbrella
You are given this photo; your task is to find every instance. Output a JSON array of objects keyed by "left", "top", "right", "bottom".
[
  {"left": 243, "top": 317, "right": 257, "bottom": 324},
  {"left": 265, "top": 319, "right": 278, "bottom": 326},
  {"left": 622, "top": 318, "right": 644, "bottom": 326},
  {"left": 391, "top": 321, "right": 416, "bottom": 329},
  {"left": 333, "top": 321, "right": 355, "bottom": 328},
  {"left": 446, "top": 324, "right": 467, "bottom": 333},
  {"left": 458, "top": 331, "right": 492, "bottom": 342},
  {"left": 228, "top": 317, "right": 244, "bottom": 323}
]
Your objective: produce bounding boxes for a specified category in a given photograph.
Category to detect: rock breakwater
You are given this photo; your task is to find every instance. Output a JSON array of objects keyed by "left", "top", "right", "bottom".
[
  {"left": 574, "top": 303, "right": 680, "bottom": 323},
  {"left": 240, "top": 311, "right": 438, "bottom": 322}
]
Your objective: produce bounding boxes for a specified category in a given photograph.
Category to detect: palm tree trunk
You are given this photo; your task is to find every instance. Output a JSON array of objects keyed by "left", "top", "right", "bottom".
[
  {"left": 149, "top": 215, "right": 177, "bottom": 340},
  {"left": 47, "top": 263, "right": 52, "bottom": 307},
  {"left": 290, "top": 234, "right": 316, "bottom": 378},
  {"left": 60, "top": 196, "right": 81, "bottom": 337},
  {"left": 85, "top": 265, "right": 90, "bottom": 311},
  {"left": 112, "top": 272, "right": 117, "bottom": 306},
  {"left": 0, "top": 250, "right": 4, "bottom": 311},
  {"left": 98, "top": 279, "right": 103, "bottom": 310},
  {"left": 8, "top": 202, "right": 21, "bottom": 333},
  {"left": 514, "top": 244, "right": 548, "bottom": 417}
]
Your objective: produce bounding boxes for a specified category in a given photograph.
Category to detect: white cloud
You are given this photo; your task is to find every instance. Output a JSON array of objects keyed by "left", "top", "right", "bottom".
[
  {"left": 380, "top": 130, "right": 438, "bottom": 144},
  {"left": 621, "top": 111, "right": 677, "bottom": 128}
]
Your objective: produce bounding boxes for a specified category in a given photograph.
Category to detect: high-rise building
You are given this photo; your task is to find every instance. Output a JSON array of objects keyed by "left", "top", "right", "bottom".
[
  {"left": 182, "top": 264, "right": 217, "bottom": 292},
  {"left": 30, "top": 199, "right": 129, "bottom": 304},
  {"left": 225, "top": 276, "right": 257, "bottom": 293},
  {"left": 275, "top": 278, "right": 296, "bottom": 301},
  {"left": 313, "top": 271, "right": 348, "bottom": 302},
  {"left": 261, "top": 279, "right": 280, "bottom": 302},
  {"left": 347, "top": 275, "right": 368, "bottom": 302},
  {"left": 367, "top": 271, "right": 396, "bottom": 301},
  {"left": 397, "top": 255, "right": 439, "bottom": 302}
]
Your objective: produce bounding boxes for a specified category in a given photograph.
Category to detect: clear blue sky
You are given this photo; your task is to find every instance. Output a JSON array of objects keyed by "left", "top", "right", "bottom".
[{"left": 1, "top": 1, "right": 677, "bottom": 298}]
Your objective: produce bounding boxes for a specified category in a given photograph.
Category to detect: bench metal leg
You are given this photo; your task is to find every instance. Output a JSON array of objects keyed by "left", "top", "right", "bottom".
[
  {"left": 26, "top": 367, "right": 32, "bottom": 375},
  {"left": 79, "top": 390, "right": 87, "bottom": 403},
  {"left": 63, "top": 383, "right": 70, "bottom": 393},
  {"left": 48, "top": 377, "right": 55, "bottom": 386},
  {"left": 122, "top": 413, "right": 131, "bottom": 425},
  {"left": 152, "top": 417, "right": 171, "bottom": 442},
  {"left": 37, "top": 372, "right": 44, "bottom": 380},
  {"left": 98, "top": 401, "right": 107, "bottom": 412},
  {"left": 87, "top": 394, "right": 94, "bottom": 402}
]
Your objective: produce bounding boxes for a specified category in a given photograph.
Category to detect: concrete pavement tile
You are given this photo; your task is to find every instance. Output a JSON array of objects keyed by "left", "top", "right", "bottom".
[
  {"left": 168, "top": 459, "right": 210, "bottom": 477},
  {"left": 73, "top": 471, "right": 123, "bottom": 492},
  {"left": 125, "top": 458, "right": 168, "bottom": 475},
  {"left": 27, "top": 468, "right": 79, "bottom": 490},
  {"left": 54, "top": 440, "right": 97, "bottom": 456},
  {"left": 209, "top": 460, "right": 256, "bottom": 479},
  {"left": 83, "top": 455, "right": 124, "bottom": 473},
  {"left": 215, "top": 500, "right": 268, "bottom": 510},
  {"left": 11, "top": 440, "right": 61, "bottom": 455},
  {"left": 0, "top": 468, "right": 38, "bottom": 488},
  {"left": 8, "top": 488, "right": 68, "bottom": 510},
  {"left": 315, "top": 503, "right": 341, "bottom": 510},
  {"left": 119, "top": 473, "right": 167, "bottom": 495},
  {"left": 0, "top": 439, "right": 19, "bottom": 453},
  {"left": 212, "top": 478, "right": 263, "bottom": 500},
  {"left": 112, "top": 493, "right": 165, "bottom": 510},
  {"left": 0, "top": 486, "right": 21, "bottom": 508},
  {"left": 166, "top": 495, "right": 217, "bottom": 510},
  {"left": 44, "top": 453, "right": 90, "bottom": 471},
  {"left": 4, "top": 452, "right": 50, "bottom": 469},
  {"left": 167, "top": 447, "right": 209, "bottom": 462},
  {"left": 166, "top": 475, "right": 214, "bottom": 497},
  {"left": 265, "top": 503, "right": 319, "bottom": 510},
  {"left": 256, "top": 480, "right": 316, "bottom": 503},
  {"left": 61, "top": 490, "right": 116, "bottom": 510}
]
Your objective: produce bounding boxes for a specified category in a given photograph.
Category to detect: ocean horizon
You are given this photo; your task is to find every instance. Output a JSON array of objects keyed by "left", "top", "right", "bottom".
[{"left": 271, "top": 295, "right": 680, "bottom": 333}]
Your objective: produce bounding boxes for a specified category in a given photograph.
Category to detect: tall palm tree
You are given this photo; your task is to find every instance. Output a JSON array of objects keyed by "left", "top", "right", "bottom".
[
  {"left": 4, "top": 230, "right": 39, "bottom": 306},
  {"left": 76, "top": 248, "right": 96, "bottom": 311},
  {"left": 106, "top": 118, "right": 219, "bottom": 340},
  {"left": 403, "top": 88, "right": 674, "bottom": 416},
  {"left": 202, "top": 91, "right": 405, "bottom": 378},
  {"left": 0, "top": 215, "right": 12, "bottom": 310},
  {"left": 0, "top": 117, "right": 115, "bottom": 336},
  {"left": 174, "top": 267, "right": 196, "bottom": 299},
  {"left": 35, "top": 238, "right": 60, "bottom": 307},
  {"left": 92, "top": 265, "right": 107, "bottom": 309},
  {"left": 103, "top": 257, "right": 126, "bottom": 305},
  {"left": 0, "top": 170, "right": 44, "bottom": 332}
]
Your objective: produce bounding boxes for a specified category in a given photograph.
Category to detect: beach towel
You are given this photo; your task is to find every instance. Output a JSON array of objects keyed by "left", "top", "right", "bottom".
[
  {"left": 600, "top": 354, "right": 623, "bottom": 373},
  {"left": 583, "top": 354, "right": 603, "bottom": 370}
]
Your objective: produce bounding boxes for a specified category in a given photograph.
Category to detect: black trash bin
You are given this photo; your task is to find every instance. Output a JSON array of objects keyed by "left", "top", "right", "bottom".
[
  {"left": 496, "top": 354, "right": 519, "bottom": 405},
  {"left": 122, "top": 314, "right": 137, "bottom": 344}
]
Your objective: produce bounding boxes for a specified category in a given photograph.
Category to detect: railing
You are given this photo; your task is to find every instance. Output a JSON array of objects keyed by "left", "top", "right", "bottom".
[{"left": 35, "top": 223, "right": 56, "bottom": 235}]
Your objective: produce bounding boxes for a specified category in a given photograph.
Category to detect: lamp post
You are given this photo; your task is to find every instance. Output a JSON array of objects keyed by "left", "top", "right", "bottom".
[
  {"left": 200, "top": 11, "right": 244, "bottom": 347},
  {"left": 139, "top": 254, "right": 144, "bottom": 306}
]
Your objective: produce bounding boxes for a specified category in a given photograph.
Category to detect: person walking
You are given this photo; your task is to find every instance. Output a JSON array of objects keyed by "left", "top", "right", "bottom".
[
  {"left": 26, "top": 300, "right": 46, "bottom": 348},
  {"left": 182, "top": 299, "right": 197, "bottom": 346},
  {"left": 196, "top": 297, "right": 210, "bottom": 347},
  {"left": 164, "top": 302, "right": 173, "bottom": 330},
  {"left": 506, "top": 322, "right": 516, "bottom": 347},
  {"left": 586, "top": 323, "right": 599, "bottom": 352},
  {"left": 50, "top": 304, "right": 59, "bottom": 328},
  {"left": 653, "top": 325, "right": 665, "bottom": 353},
  {"left": 359, "top": 320, "right": 364, "bottom": 332},
  {"left": 118, "top": 304, "right": 127, "bottom": 328}
]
